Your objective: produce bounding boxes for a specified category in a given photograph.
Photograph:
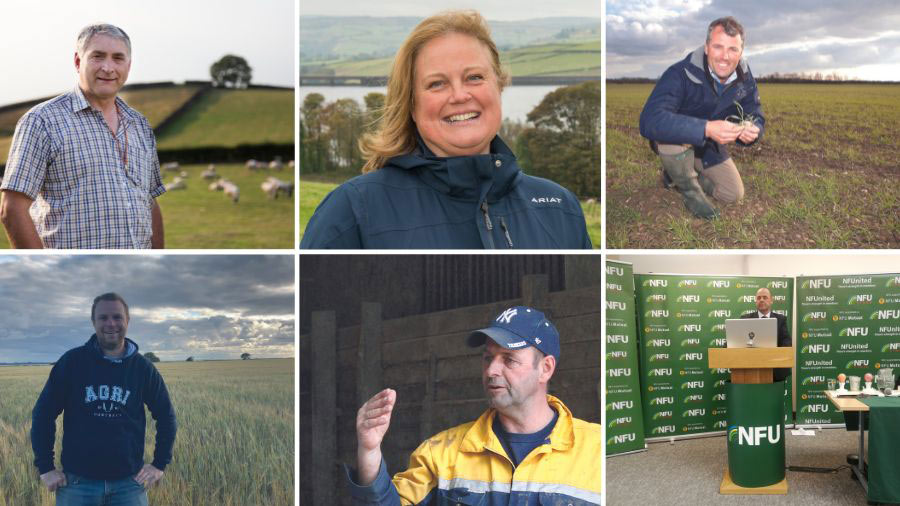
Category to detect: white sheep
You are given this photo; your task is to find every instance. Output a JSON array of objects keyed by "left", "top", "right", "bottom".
[
  {"left": 162, "top": 162, "right": 180, "bottom": 172},
  {"left": 261, "top": 176, "right": 294, "bottom": 199},
  {"left": 201, "top": 165, "right": 217, "bottom": 180},
  {"left": 165, "top": 176, "right": 186, "bottom": 191},
  {"left": 221, "top": 181, "right": 240, "bottom": 203}
]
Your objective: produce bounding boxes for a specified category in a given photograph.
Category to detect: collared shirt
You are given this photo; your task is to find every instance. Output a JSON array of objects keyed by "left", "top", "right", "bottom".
[
  {"left": 758, "top": 311, "right": 772, "bottom": 318},
  {"left": 1, "top": 87, "right": 165, "bottom": 248},
  {"left": 709, "top": 67, "right": 738, "bottom": 95}
]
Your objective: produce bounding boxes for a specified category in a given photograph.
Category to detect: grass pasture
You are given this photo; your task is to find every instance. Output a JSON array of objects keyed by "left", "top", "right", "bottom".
[
  {"left": 156, "top": 89, "right": 294, "bottom": 149},
  {"left": 0, "top": 163, "right": 294, "bottom": 249},
  {"left": 300, "top": 177, "right": 601, "bottom": 248},
  {"left": 0, "top": 358, "right": 293, "bottom": 506},
  {"left": 606, "top": 83, "right": 900, "bottom": 248}
]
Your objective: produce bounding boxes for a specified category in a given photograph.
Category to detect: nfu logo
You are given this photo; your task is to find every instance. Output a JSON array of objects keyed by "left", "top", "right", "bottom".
[
  {"left": 651, "top": 426, "right": 676, "bottom": 435},
  {"left": 680, "top": 352, "right": 705, "bottom": 361},
  {"left": 714, "top": 420, "right": 728, "bottom": 429},
  {"left": 647, "top": 339, "right": 671, "bottom": 348},
  {"left": 649, "top": 368, "right": 673, "bottom": 377},
  {"left": 643, "top": 279, "right": 668, "bottom": 287},
  {"left": 803, "top": 279, "right": 832, "bottom": 289},
  {"left": 768, "top": 281, "right": 789, "bottom": 289},
  {"left": 801, "top": 404, "right": 830, "bottom": 414},
  {"left": 677, "top": 294, "right": 700, "bottom": 303},
  {"left": 606, "top": 400, "right": 633, "bottom": 411},
  {"left": 729, "top": 425, "right": 782, "bottom": 446},
  {"left": 606, "top": 265, "right": 624, "bottom": 276},
  {"left": 609, "top": 416, "right": 632, "bottom": 428},
  {"left": 803, "top": 312, "right": 827, "bottom": 322},
  {"left": 652, "top": 411, "right": 673, "bottom": 420},
  {"left": 681, "top": 338, "right": 702, "bottom": 347},
  {"left": 711, "top": 323, "right": 727, "bottom": 332},
  {"left": 607, "top": 301, "right": 628, "bottom": 311},
  {"left": 846, "top": 359, "right": 870, "bottom": 369},
  {"left": 648, "top": 353, "right": 670, "bottom": 362},
  {"left": 682, "top": 381, "right": 704, "bottom": 389},
  {"left": 607, "top": 335, "right": 630, "bottom": 344},
  {"left": 802, "top": 344, "right": 831, "bottom": 354},
  {"left": 887, "top": 276, "right": 900, "bottom": 288},
  {"left": 678, "top": 280, "right": 697, "bottom": 287},
  {"left": 712, "top": 393, "right": 727, "bottom": 401},
  {"left": 646, "top": 294, "right": 666, "bottom": 303},
  {"left": 882, "top": 343, "right": 900, "bottom": 353},
  {"left": 739, "top": 295, "right": 755, "bottom": 303},
  {"left": 714, "top": 379, "right": 727, "bottom": 388},
  {"left": 683, "top": 394, "right": 704, "bottom": 403},
  {"left": 840, "top": 327, "right": 869, "bottom": 337},
  {"left": 607, "top": 433, "right": 636, "bottom": 445},
  {"left": 848, "top": 294, "right": 873, "bottom": 305},
  {"left": 678, "top": 324, "right": 702, "bottom": 332},
  {"left": 683, "top": 409, "right": 706, "bottom": 417},
  {"left": 801, "top": 376, "right": 826, "bottom": 386},
  {"left": 650, "top": 396, "right": 675, "bottom": 406},
  {"left": 707, "top": 280, "right": 730, "bottom": 288},
  {"left": 871, "top": 309, "right": 900, "bottom": 320},
  {"left": 645, "top": 309, "right": 669, "bottom": 318},
  {"left": 708, "top": 337, "right": 727, "bottom": 347},
  {"left": 709, "top": 310, "right": 731, "bottom": 318},
  {"left": 608, "top": 368, "right": 631, "bottom": 377},
  {"left": 607, "top": 351, "right": 628, "bottom": 360}
]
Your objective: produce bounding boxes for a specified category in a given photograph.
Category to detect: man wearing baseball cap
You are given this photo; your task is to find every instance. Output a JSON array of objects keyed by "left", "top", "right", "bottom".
[{"left": 346, "top": 306, "right": 602, "bottom": 505}]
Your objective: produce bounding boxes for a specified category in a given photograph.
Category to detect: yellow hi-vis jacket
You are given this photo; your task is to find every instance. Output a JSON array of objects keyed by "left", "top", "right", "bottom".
[{"left": 347, "top": 395, "right": 602, "bottom": 505}]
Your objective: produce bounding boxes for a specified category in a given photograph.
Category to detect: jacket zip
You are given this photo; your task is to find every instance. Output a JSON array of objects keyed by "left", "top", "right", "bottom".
[
  {"left": 499, "top": 217, "right": 513, "bottom": 248},
  {"left": 480, "top": 201, "right": 496, "bottom": 249}
]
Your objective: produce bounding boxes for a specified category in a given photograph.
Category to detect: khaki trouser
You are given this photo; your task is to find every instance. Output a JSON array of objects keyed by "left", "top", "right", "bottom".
[{"left": 657, "top": 143, "right": 745, "bottom": 203}]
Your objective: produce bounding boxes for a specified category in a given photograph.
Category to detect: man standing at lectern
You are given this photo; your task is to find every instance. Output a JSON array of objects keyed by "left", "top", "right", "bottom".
[{"left": 741, "top": 287, "right": 791, "bottom": 381}]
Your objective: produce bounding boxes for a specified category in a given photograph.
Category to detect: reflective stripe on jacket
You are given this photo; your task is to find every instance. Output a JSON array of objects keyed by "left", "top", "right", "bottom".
[{"left": 347, "top": 395, "right": 602, "bottom": 505}]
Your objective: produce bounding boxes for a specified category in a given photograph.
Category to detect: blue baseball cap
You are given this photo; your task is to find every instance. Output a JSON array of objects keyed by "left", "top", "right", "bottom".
[{"left": 467, "top": 306, "right": 560, "bottom": 361}]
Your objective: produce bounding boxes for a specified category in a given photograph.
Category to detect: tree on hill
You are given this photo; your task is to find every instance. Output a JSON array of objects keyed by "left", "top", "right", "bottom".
[
  {"left": 241, "top": 353, "right": 251, "bottom": 360},
  {"left": 210, "top": 55, "right": 252, "bottom": 88},
  {"left": 186, "top": 356, "right": 194, "bottom": 362},
  {"left": 144, "top": 352, "right": 160, "bottom": 363}
]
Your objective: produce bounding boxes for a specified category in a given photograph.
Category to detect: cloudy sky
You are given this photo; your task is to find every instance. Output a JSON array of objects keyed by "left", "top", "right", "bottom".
[
  {"left": 0, "top": 255, "right": 294, "bottom": 363},
  {"left": 607, "top": 0, "right": 900, "bottom": 81},
  {"left": 0, "top": 0, "right": 294, "bottom": 104},
  {"left": 300, "top": 0, "right": 601, "bottom": 20}
]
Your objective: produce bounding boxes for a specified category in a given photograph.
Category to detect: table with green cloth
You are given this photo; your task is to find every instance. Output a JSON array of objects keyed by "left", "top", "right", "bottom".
[{"left": 860, "top": 397, "right": 900, "bottom": 504}]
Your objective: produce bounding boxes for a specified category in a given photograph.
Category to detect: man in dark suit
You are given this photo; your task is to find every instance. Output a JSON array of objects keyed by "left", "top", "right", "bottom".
[{"left": 741, "top": 287, "right": 791, "bottom": 381}]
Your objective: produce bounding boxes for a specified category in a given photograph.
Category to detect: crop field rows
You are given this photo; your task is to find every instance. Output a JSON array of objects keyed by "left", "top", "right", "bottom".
[
  {"left": 0, "top": 359, "right": 294, "bottom": 506},
  {"left": 606, "top": 83, "right": 900, "bottom": 248}
]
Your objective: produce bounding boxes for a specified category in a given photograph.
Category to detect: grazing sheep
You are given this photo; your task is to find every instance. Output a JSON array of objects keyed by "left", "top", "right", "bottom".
[
  {"left": 261, "top": 177, "right": 294, "bottom": 199},
  {"left": 208, "top": 180, "right": 221, "bottom": 191},
  {"left": 201, "top": 165, "right": 217, "bottom": 180},
  {"left": 164, "top": 176, "right": 186, "bottom": 191},
  {"left": 162, "top": 162, "right": 180, "bottom": 172},
  {"left": 287, "top": 160, "right": 295, "bottom": 169},
  {"left": 245, "top": 159, "right": 263, "bottom": 171},
  {"left": 268, "top": 159, "right": 284, "bottom": 171},
  {"left": 179, "top": 170, "right": 188, "bottom": 178},
  {"left": 221, "top": 181, "right": 240, "bottom": 203}
]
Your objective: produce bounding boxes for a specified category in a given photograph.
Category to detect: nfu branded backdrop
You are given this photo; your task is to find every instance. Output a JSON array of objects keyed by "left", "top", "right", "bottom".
[
  {"left": 796, "top": 273, "right": 900, "bottom": 425},
  {"left": 635, "top": 274, "right": 793, "bottom": 439},
  {"left": 605, "top": 261, "right": 645, "bottom": 455}
]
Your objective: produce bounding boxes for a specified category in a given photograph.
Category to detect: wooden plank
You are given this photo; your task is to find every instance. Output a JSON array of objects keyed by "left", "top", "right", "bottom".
[
  {"left": 708, "top": 347, "right": 794, "bottom": 370},
  {"left": 720, "top": 468, "right": 788, "bottom": 495},
  {"left": 732, "top": 368, "right": 773, "bottom": 384},
  {"left": 311, "top": 311, "right": 336, "bottom": 506}
]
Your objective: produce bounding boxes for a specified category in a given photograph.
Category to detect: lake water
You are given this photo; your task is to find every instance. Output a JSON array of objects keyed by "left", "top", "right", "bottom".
[{"left": 299, "top": 85, "right": 562, "bottom": 124}]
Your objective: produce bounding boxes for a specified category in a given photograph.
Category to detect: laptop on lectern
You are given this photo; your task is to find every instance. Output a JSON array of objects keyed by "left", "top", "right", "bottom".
[{"left": 725, "top": 318, "right": 777, "bottom": 348}]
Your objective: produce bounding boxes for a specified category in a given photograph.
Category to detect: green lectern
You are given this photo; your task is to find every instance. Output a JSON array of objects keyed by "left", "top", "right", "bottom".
[{"left": 708, "top": 347, "right": 794, "bottom": 495}]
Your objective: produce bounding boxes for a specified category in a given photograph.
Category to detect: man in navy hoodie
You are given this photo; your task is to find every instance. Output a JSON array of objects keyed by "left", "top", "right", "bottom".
[
  {"left": 640, "top": 16, "right": 765, "bottom": 220},
  {"left": 31, "top": 292, "right": 177, "bottom": 505}
]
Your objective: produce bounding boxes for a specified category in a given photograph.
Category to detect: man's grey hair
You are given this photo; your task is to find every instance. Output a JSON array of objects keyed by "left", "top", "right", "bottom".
[
  {"left": 706, "top": 17, "right": 745, "bottom": 48},
  {"left": 76, "top": 23, "right": 131, "bottom": 56}
]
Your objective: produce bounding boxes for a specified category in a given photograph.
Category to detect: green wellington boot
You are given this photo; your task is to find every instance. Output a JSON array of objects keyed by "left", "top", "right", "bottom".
[{"left": 660, "top": 149, "right": 719, "bottom": 220}]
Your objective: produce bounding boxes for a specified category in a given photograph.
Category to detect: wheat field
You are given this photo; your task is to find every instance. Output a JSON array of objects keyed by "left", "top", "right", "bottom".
[{"left": 0, "top": 358, "right": 294, "bottom": 506}]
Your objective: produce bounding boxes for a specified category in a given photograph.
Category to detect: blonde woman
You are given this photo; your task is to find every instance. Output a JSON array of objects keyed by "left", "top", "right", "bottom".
[{"left": 301, "top": 10, "right": 591, "bottom": 249}]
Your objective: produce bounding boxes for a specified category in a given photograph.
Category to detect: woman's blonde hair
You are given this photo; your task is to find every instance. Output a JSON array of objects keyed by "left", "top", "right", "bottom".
[{"left": 359, "top": 10, "right": 510, "bottom": 173}]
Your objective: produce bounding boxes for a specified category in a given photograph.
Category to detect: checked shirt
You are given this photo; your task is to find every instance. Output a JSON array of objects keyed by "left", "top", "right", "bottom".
[{"left": 1, "top": 87, "right": 165, "bottom": 248}]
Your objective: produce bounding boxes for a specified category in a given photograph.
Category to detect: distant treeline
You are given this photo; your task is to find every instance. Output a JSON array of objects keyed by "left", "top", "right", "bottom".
[{"left": 300, "top": 81, "right": 600, "bottom": 198}]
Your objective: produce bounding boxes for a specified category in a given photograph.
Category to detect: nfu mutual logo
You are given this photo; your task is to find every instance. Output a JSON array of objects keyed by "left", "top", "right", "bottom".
[{"left": 728, "top": 424, "right": 782, "bottom": 446}]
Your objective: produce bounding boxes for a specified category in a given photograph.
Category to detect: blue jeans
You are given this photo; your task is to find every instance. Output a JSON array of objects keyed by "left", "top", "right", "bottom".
[{"left": 56, "top": 472, "right": 148, "bottom": 506}]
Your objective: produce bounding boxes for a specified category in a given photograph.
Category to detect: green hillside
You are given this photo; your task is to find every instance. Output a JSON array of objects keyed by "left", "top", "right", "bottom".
[
  {"left": 308, "top": 39, "right": 601, "bottom": 77},
  {"left": 1, "top": 85, "right": 202, "bottom": 165},
  {"left": 156, "top": 89, "right": 294, "bottom": 149}
]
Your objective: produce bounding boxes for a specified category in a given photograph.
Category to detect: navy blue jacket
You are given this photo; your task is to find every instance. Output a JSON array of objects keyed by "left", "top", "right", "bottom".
[
  {"left": 639, "top": 46, "right": 766, "bottom": 168},
  {"left": 300, "top": 136, "right": 591, "bottom": 249},
  {"left": 31, "top": 335, "right": 177, "bottom": 480}
]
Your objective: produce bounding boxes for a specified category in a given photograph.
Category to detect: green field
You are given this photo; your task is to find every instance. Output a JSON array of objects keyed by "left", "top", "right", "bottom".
[
  {"left": 606, "top": 83, "right": 900, "bottom": 248},
  {"left": 300, "top": 178, "right": 601, "bottom": 248},
  {"left": 0, "top": 358, "right": 293, "bottom": 506},
  {"left": 309, "top": 40, "right": 601, "bottom": 77},
  {"left": 0, "top": 164, "right": 294, "bottom": 249},
  {"left": 0, "top": 86, "right": 202, "bottom": 165},
  {"left": 156, "top": 89, "right": 294, "bottom": 149}
]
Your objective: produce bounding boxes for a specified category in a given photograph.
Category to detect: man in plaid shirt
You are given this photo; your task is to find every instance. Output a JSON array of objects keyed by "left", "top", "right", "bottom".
[{"left": 0, "top": 24, "right": 165, "bottom": 249}]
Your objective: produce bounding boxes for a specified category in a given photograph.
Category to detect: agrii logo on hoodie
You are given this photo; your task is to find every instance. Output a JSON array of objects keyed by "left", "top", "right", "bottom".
[{"left": 85, "top": 385, "right": 132, "bottom": 418}]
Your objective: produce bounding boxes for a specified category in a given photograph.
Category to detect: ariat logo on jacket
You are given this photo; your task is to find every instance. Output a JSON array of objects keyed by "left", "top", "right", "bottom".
[{"left": 531, "top": 197, "right": 562, "bottom": 204}]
